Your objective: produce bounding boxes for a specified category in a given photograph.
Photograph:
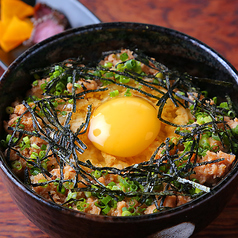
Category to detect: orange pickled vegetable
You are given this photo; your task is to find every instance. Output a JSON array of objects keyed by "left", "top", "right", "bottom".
[
  {"left": 0, "top": 21, "right": 7, "bottom": 39},
  {"left": 1, "top": 0, "right": 34, "bottom": 22},
  {"left": 0, "top": 0, "right": 34, "bottom": 52},
  {"left": 0, "top": 16, "right": 33, "bottom": 52}
]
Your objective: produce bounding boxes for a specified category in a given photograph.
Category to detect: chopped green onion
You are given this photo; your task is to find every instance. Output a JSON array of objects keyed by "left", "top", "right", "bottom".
[
  {"left": 67, "top": 191, "right": 77, "bottom": 201},
  {"left": 195, "top": 187, "right": 202, "bottom": 194},
  {"left": 92, "top": 170, "right": 102, "bottom": 179},
  {"left": 41, "top": 160, "right": 47, "bottom": 169},
  {"left": 219, "top": 102, "right": 229, "bottom": 109},
  {"left": 31, "top": 143, "right": 40, "bottom": 150},
  {"left": 30, "top": 152, "right": 38, "bottom": 160},
  {"left": 228, "top": 110, "right": 235, "bottom": 117},
  {"left": 39, "top": 151, "right": 46, "bottom": 159},
  {"left": 153, "top": 78, "right": 159, "bottom": 84},
  {"left": 57, "top": 184, "right": 66, "bottom": 194},
  {"left": 109, "top": 90, "right": 119, "bottom": 97},
  {"left": 155, "top": 72, "right": 163, "bottom": 79},
  {"left": 199, "top": 136, "right": 210, "bottom": 149},
  {"left": 38, "top": 179, "right": 48, "bottom": 187},
  {"left": 63, "top": 181, "right": 74, "bottom": 189},
  {"left": 11, "top": 160, "right": 22, "bottom": 170},
  {"left": 30, "top": 167, "right": 41, "bottom": 176},
  {"left": 67, "top": 76, "right": 72, "bottom": 83},
  {"left": 93, "top": 70, "right": 101, "bottom": 77},
  {"left": 125, "top": 59, "right": 137, "bottom": 70},
  {"left": 232, "top": 125, "right": 238, "bottom": 135},
  {"left": 124, "top": 59, "right": 142, "bottom": 73},
  {"left": 177, "top": 91, "right": 185, "bottom": 96},
  {"left": 104, "top": 62, "right": 113, "bottom": 68},
  {"left": 64, "top": 90, "right": 69, "bottom": 94},
  {"left": 76, "top": 199, "right": 89, "bottom": 211},
  {"left": 102, "top": 205, "right": 110, "bottom": 215},
  {"left": 122, "top": 210, "right": 131, "bottom": 216},
  {"left": 104, "top": 72, "right": 114, "bottom": 78},
  {"left": 120, "top": 52, "right": 128, "bottom": 61},
  {"left": 84, "top": 191, "right": 92, "bottom": 198},
  {"left": 100, "top": 196, "right": 111, "bottom": 205},
  {"left": 124, "top": 88, "right": 131, "bottom": 97},
  {"left": 40, "top": 81, "right": 47, "bottom": 91},
  {"left": 119, "top": 75, "right": 130, "bottom": 84},
  {"left": 145, "top": 198, "right": 153, "bottom": 206},
  {"left": 23, "top": 136, "right": 30, "bottom": 145},
  {"left": 55, "top": 82, "right": 65, "bottom": 93},
  {"left": 201, "top": 91, "right": 208, "bottom": 97},
  {"left": 52, "top": 101, "right": 58, "bottom": 107},
  {"left": 74, "top": 83, "right": 81, "bottom": 89},
  {"left": 213, "top": 97, "right": 217, "bottom": 104},
  {"left": 100, "top": 79, "right": 112, "bottom": 86},
  {"left": 68, "top": 99, "right": 74, "bottom": 104},
  {"left": 41, "top": 144, "right": 47, "bottom": 150},
  {"left": 32, "top": 80, "right": 39, "bottom": 87},
  {"left": 212, "top": 133, "right": 220, "bottom": 141},
  {"left": 116, "top": 63, "right": 124, "bottom": 72},
  {"left": 204, "top": 116, "right": 212, "bottom": 123},
  {"left": 6, "top": 106, "right": 14, "bottom": 114}
]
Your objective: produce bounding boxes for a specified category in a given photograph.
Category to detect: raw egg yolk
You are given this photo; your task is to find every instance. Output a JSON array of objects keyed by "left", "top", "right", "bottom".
[{"left": 88, "top": 97, "right": 161, "bottom": 157}]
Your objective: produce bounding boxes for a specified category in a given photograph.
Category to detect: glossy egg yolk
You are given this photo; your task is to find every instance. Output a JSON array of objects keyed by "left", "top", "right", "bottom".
[{"left": 88, "top": 97, "right": 161, "bottom": 157}]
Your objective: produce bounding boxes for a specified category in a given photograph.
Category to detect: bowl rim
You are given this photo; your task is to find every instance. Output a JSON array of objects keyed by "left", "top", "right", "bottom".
[{"left": 1, "top": 21, "right": 238, "bottom": 223}]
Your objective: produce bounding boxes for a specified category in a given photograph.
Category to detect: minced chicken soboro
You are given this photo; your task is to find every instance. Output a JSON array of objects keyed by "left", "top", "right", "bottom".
[{"left": 2, "top": 49, "right": 238, "bottom": 216}]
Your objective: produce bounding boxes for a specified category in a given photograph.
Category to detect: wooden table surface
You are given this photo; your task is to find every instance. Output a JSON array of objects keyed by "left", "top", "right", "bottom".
[{"left": 1, "top": 0, "right": 238, "bottom": 237}]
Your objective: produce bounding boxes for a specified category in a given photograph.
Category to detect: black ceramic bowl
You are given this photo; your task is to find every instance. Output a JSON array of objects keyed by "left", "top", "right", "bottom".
[{"left": 0, "top": 22, "right": 238, "bottom": 238}]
